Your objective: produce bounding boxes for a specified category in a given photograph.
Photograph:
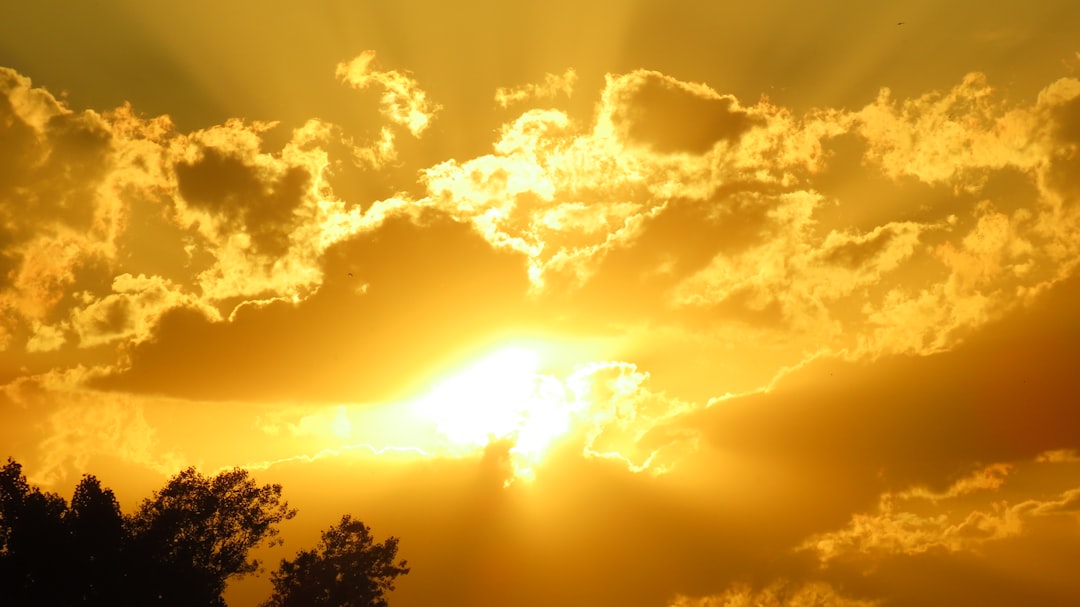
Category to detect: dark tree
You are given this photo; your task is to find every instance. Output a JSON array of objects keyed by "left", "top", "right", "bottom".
[
  {"left": 262, "top": 515, "right": 410, "bottom": 607},
  {"left": 1, "top": 459, "right": 405, "bottom": 607},
  {"left": 3, "top": 459, "right": 300, "bottom": 606},
  {"left": 66, "top": 475, "right": 128, "bottom": 605},
  {"left": 0, "top": 458, "right": 71, "bottom": 605},
  {"left": 126, "top": 466, "right": 298, "bottom": 607}
]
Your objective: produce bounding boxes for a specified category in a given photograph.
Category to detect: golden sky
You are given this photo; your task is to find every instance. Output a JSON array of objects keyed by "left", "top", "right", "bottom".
[{"left": 3, "top": 1, "right": 1080, "bottom": 605}]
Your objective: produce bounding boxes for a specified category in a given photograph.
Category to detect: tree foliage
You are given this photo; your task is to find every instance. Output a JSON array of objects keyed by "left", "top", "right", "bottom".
[
  {"left": 126, "top": 466, "right": 298, "bottom": 606},
  {"left": 0, "top": 458, "right": 71, "bottom": 604},
  {"left": 0, "top": 458, "right": 302, "bottom": 607},
  {"left": 66, "top": 474, "right": 127, "bottom": 604},
  {"left": 262, "top": 514, "right": 410, "bottom": 607}
]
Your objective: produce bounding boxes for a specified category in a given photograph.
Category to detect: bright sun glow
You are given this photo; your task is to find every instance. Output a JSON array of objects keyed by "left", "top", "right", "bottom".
[{"left": 411, "top": 346, "right": 586, "bottom": 478}]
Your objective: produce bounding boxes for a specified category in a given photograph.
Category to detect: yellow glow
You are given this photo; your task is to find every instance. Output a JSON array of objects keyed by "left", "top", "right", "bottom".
[
  {"left": 410, "top": 346, "right": 585, "bottom": 478},
  {"left": 329, "top": 406, "right": 352, "bottom": 438}
]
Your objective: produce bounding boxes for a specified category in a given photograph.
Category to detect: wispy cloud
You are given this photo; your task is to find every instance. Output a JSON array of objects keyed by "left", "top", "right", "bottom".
[
  {"left": 495, "top": 68, "right": 577, "bottom": 108},
  {"left": 800, "top": 462, "right": 1080, "bottom": 564},
  {"left": 669, "top": 582, "right": 879, "bottom": 607},
  {"left": 335, "top": 50, "right": 441, "bottom": 137}
]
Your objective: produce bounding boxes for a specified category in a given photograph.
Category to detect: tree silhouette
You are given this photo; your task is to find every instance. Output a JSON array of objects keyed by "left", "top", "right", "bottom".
[
  {"left": 0, "top": 459, "right": 300, "bottom": 607},
  {"left": 0, "top": 458, "right": 71, "bottom": 605},
  {"left": 126, "top": 466, "right": 298, "bottom": 607},
  {"left": 66, "top": 475, "right": 127, "bottom": 604},
  {"left": 262, "top": 514, "right": 410, "bottom": 607}
]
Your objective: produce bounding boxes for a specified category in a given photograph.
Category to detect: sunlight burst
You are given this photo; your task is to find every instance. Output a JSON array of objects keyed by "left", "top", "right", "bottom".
[{"left": 411, "top": 346, "right": 585, "bottom": 478}]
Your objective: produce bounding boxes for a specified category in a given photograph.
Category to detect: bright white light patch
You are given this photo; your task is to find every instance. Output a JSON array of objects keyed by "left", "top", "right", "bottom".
[{"left": 411, "top": 346, "right": 583, "bottom": 477}]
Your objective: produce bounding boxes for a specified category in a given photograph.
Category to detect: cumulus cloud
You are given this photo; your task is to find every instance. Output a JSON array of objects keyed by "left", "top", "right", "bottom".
[
  {"left": 7, "top": 59, "right": 1071, "bottom": 429},
  {"left": 856, "top": 72, "right": 1044, "bottom": 184},
  {"left": 639, "top": 71, "right": 1078, "bottom": 363},
  {"left": 0, "top": 67, "right": 428, "bottom": 379},
  {"left": 163, "top": 115, "right": 381, "bottom": 304},
  {"left": 5, "top": 61, "right": 1080, "bottom": 498},
  {"left": 419, "top": 70, "right": 788, "bottom": 293},
  {"left": 0, "top": 67, "right": 119, "bottom": 349},
  {"left": 406, "top": 65, "right": 1080, "bottom": 379},
  {"left": 6, "top": 58, "right": 1080, "bottom": 507},
  {"left": 600, "top": 70, "right": 760, "bottom": 155},
  {"left": 69, "top": 273, "right": 214, "bottom": 348}
]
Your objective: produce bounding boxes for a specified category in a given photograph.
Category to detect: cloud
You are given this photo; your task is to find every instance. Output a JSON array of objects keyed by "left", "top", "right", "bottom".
[
  {"left": 796, "top": 458, "right": 1080, "bottom": 600},
  {"left": 1037, "top": 449, "right": 1080, "bottom": 463},
  {"left": 856, "top": 72, "right": 1044, "bottom": 184},
  {"left": 93, "top": 209, "right": 534, "bottom": 403},
  {"left": 676, "top": 270, "right": 1080, "bottom": 539},
  {"left": 69, "top": 63, "right": 1080, "bottom": 420},
  {"left": 209, "top": 350, "right": 701, "bottom": 483},
  {"left": 69, "top": 273, "right": 214, "bottom": 348},
  {"left": 569, "top": 361, "right": 698, "bottom": 473},
  {"left": 669, "top": 582, "right": 878, "bottom": 607},
  {"left": 335, "top": 50, "right": 441, "bottom": 137},
  {"left": 599, "top": 70, "right": 760, "bottom": 155},
  {"left": 0, "top": 67, "right": 439, "bottom": 384},
  {"left": 3, "top": 19, "right": 1080, "bottom": 607},
  {"left": 419, "top": 70, "right": 791, "bottom": 293},
  {"left": 6, "top": 61, "right": 1080, "bottom": 476},
  {"left": 494, "top": 68, "right": 577, "bottom": 108},
  {"left": 798, "top": 464, "right": 1024, "bottom": 564},
  {"left": 0, "top": 369, "right": 185, "bottom": 487},
  {"left": 164, "top": 116, "right": 379, "bottom": 305},
  {"left": 405, "top": 66, "right": 1080, "bottom": 388},
  {"left": 893, "top": 462, "right": 1012, "bottom": 502},
  {"left": 173, "top": 129, "right": 308, "bottom": 257},
  {"left": 0, "top": 67, "right": 118, "bottom": 348}
]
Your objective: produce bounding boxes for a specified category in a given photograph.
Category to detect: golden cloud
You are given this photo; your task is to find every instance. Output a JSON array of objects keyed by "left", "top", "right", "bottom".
[
  {"left": 800, "top": 461, "right": 1080, "bottom": 565},
  {"left": 335, "top": 50, "right": 441, "bottom": 137},
  {"left": 1, "top": 370, "right": 185, "bottom": 487},
  {"left": 669, "top": 582, "right": 878, "bottom": 607},
  {"left": 495, "top": 68, "right": 577, "bottom": 108},
  {"left": 5, "top": 59, "right": 1080, "bottom": 505},
  {"left": 0, "top": 68, "right": 433, "bottom": 371}
]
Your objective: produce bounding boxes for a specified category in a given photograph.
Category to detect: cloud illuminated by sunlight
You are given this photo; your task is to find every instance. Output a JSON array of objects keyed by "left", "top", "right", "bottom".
[
  {"left": 235, "top": 343, "right": 698, "bottom": 484},
  {"left": 335, "top": 50, "right": 441, "bottom": 137}
]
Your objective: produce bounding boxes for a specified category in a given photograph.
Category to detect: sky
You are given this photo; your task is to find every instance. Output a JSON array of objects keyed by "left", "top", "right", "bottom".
[{"left": 3, "top": 1, "right": 1080, "bottom": 605}]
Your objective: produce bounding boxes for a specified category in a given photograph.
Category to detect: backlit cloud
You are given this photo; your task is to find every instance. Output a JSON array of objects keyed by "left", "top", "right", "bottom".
[
  {"left": 495, "top": 68, "right": 577, "bottom": 108},
  {"left": 335, "top": 50, "right": 441, "bottom": 137},
  {"left": 669, "top": 582, "right": 878, "bottom": 607},
  {"left": 800, "top": 461, "right": 1080, "bottom": 565}
]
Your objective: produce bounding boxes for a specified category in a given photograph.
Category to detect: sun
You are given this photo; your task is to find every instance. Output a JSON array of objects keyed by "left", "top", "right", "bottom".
[{"left": 410, "top": 345, "right": 585, "bottom": 478}]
